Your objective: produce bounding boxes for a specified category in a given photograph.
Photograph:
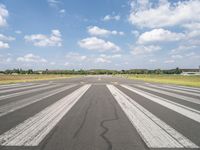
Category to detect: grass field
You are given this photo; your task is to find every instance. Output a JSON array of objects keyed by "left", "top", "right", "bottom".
[
  {"left": 120, "top": 74, "right": 200, "bottom": 87},
  {"left": 0, "top": 74, "right": 79, "bottom": 84}
]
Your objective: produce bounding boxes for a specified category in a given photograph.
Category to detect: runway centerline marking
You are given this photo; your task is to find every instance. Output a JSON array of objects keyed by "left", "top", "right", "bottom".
[
  {"left": 107, "top": 84, "right": 198, "bottom": 148},
  {"left": 0, "top": 84, "right": 91, "bottom": 146}
]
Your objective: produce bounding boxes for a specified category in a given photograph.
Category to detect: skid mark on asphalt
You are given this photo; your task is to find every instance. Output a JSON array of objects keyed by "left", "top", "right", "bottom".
[{"left": 99, "top": 98, "right": 119, "bottom": 150}]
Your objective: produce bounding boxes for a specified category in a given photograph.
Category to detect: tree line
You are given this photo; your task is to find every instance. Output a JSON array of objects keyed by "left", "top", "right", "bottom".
[{"left": 0, "top": 68, "right": 183, "bottom": 75}]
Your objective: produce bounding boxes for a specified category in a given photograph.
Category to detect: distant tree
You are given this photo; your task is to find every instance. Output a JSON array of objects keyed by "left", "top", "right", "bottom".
[
  {"left": 174, "top": 67, "right": 182, "bottom": 74},
  {"left": 27, "top": 69, "right": 33, "bottom": 74}
]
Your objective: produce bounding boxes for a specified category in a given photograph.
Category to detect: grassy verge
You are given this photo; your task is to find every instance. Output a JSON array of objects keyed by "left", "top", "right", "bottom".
[
  {"left": 118, "top": 74, "right": 200, "bottom": 87},
  {"left": 0, "top": 74, "right": 81, "bottom": 84}
]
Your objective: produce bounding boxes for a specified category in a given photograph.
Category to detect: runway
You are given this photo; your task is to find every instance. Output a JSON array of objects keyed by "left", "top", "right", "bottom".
[{"left": 0, "top": 75, "right": 200, "bottom": 150}]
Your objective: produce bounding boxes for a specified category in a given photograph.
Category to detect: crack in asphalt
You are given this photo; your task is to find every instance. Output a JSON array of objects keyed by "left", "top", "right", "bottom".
[
  {"left": 73, "top": 99, "right": 93, "bottom": 138},
  {"left": 100, "top": 99, "right": 119, "bottom": 150}
]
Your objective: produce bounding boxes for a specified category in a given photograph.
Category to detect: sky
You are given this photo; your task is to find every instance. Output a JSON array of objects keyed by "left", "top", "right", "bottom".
[{"left": 0, "top": 0, "right": 200, "bottom": 70}]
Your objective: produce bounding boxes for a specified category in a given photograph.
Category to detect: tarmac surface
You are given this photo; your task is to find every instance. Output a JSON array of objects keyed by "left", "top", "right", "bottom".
[{"left": 0, "top": 75, "right": 200, "bottom": 150}]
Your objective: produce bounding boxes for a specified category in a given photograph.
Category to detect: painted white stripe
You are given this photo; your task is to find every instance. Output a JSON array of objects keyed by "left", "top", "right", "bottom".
[
  {"left": 146, "top": 84, "right": 200, "bottom": 97},
  {"left": 0, "top": 84, "right": 91, "bottom": 146},
  {"left": 0, "top": 83, "right": 34, "bottom": 90},
  {"left": 169, "top": 85, "right": 200, "bottom": 91},
  {"left": 107, "top": 85, "right": 198, "bottom": 148},
  {"left": 121, "top": 85, "right": 200, "bottom": 124},
  {"left": 0, "top": 83, "right": 50, "bottom": 94},
  {"left": 0, "top": 84, "right": 60, "bottom": 101},
  {"left": 0, "top": 84, "right": 22, "bottom": 89},
  {"left": 136, "top": 85, "right": 200, "bottom": 105},
  {"left": 162, "top": 85, "right": 200, "bottom": 93},
  {"left": 0, "top": 84, "right": 76, "bottom": 117},
  {"left": 144, "top": 83, "right": 200, "bottom": 91}
]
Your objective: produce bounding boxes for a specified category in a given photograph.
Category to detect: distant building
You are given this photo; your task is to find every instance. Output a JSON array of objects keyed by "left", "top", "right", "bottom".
[
  {"left": 181, "top": 67, "right": 200, "bottom": 75},
  {"left": 181, "top": 72, "right": 200, "bottom": 75}
]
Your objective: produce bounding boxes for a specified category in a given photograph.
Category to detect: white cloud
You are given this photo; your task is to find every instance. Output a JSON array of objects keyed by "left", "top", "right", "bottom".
[
  {"left": 170, "top": 45, "right": 196, "bottom": 54},
  {"left": 171, "top": 54, "right": 183, "bottom": 59},
  {"left": 24, "top": 30, "right": 62, "bottom": 47},
  {"left": 0, "top": 34, "right": 15, "bottom": 49},
  {"left": 110, "top": 54, "right": 122, "bottom": 58},
  {"left": 6, "top": 57, "right": 11, "bottom": 62},
  {"left": 187, "top": 30, "right": 200, "bottom": 38},
  {"left": 149, "top": 59, "right": 156, "bottom": 62},
  {"left": 0, "top": 55, "right": 12, "bottom": 64},
  {"left": 65, "top": 52, "right": 87, "bottom": 61},
  {"left": 95, "top": 57, "right": 111, "bottom": 63},
  {"left": 103, "top": 15, "right": 120, "bottom": 21},
  {"left": 78, "top": 37, "right": 120, "bottom": 52},
  {"left": 182, "top": 23, "right": 200, "bottom": 40},
  {"left": 129, "top": 0, "right": 200, "bottom": 28},
  {"left": 138, "top": 28, "right": 185, "bottom": 44},
  {"left": 131, "top": 45, "right": 161, "bottom": 55},
  {"left": 185, "top": 52, "right": 195, "bottom": 57},
  {"left": 15, "top": 30, "right": 22, "bottom": 34},
  {"left": 0, "top": 41, "right": 9, "bottom": 49},
  {"left": 47, "top": 0, "right": 60, "bottom": 7},
  {"left": 50, "top": 62, "right": 56, "bottom": 65},
  {"left": 63, "top": 52, "right": 122, "bottom": 66},
  {"left": 183, "top": 23, "right": 200, "bottom": 31},
  {"left": 64, "top": 62, "right": 70, "bottom": 66},
  {"left": 0, "top": 34, "right": 15, "bottom": 41},
  {"left": 131, "top": 30, "right": 140, "bottom": 37},
  {"left": 59, "top": 9, "right": 65, "bottom": 14},
  {"left": 0, "top": 4, "right": 8, "bottom": 27},
  {"left": 94, "top": 53, "right": 122, "bottom": 63},
  {"left": 99, "top": 54, "right": 122, "bottom": 59},
  {"left": 87, "top": 26, "right": 124, "bottom": 37},
  {"left": 164, "top": 60, "right": 175, "bottom": 63},
  {"left": 17, "top": 53, "right": 47, "bottom": 63}
]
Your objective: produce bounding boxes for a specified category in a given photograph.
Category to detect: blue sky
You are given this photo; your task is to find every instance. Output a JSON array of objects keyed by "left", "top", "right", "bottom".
[{"left": 0, "top": 0, "right": 200, "bottom": 70}]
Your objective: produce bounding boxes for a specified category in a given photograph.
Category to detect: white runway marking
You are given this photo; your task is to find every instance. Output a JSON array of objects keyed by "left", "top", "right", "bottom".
[
  {"left": 146, "top": 84, "right": 200, "bottom": 97},
  {"left": 0, "top": 83, "right": 34, "bottom": 90},
  {"left": 107, "top": 84, "right": 198, "bottom": 148},
  {"left": 162, "top": 84, "right": 200, "bottom": 93},
  {"left": 121, "top": 85, "right": 200, "bottom": 124},
  {"left": 0, "top": 84, "right": 76, "bottom": 117},
  {"left": 0, "top": 84, "right": 91, "bottom": 146},
  {"left": 136, "top": 85, "right": 200, "bottom": 105},
  {"left": 169, "top": 85, "right": 200, "bottom": 91},
  {"left": 0, "top": 84, "right": 60, "bottom": 101},
  {"left": 0, "top": 83, "right": 50, "bottom": 94}
]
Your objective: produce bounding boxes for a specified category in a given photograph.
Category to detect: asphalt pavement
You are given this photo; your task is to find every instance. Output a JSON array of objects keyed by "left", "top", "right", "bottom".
[{"left": 0, "top": 75, "right": 200, "bottom": 150}]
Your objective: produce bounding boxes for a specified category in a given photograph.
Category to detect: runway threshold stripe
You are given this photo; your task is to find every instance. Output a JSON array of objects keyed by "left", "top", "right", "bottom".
[
  {"left": 0, "top": 83, "right": 33, "bottom": 89},
  {"left": 0, "top": 84, "right": 76, "bottom": 117},
  {"left": 0, "top": 84, "right": 60, "bottom": 101},
  {"left": 167, "top": 85, "right": 200, "bottom": 91},
  {"left": 162, "top": 85, "right": 200, "bottom": 93},
  {"left": 136, "top": 85, "right": 200, "bottom": 105},
  {"left": 121, "top": 85, "right": 200, "bottom": 123},
  {"left": 107, "top": 85, "right": 198, "bottom": 148},
  {"left": 146, "top": 84, "right": 200, "bottom": 97},
  {"left": 0, "top": 84, "right": 91, "bottom": 146},
  {"left": 0, "top": 83, "right": 50, "bottom": 94}
]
